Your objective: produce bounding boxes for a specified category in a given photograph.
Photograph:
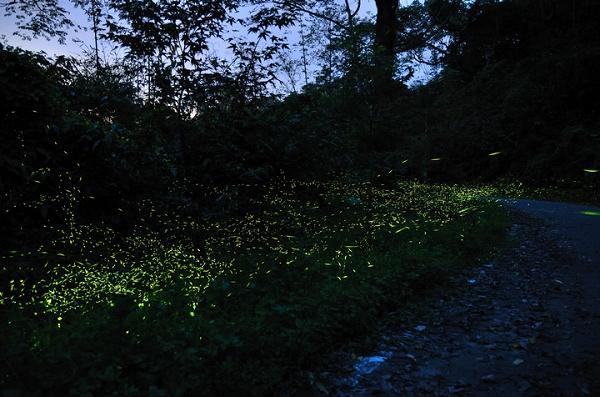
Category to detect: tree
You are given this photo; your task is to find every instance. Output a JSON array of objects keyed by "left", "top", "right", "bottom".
[
  {"left": 105, "top": 0, "right": 238, "bottom": 112},
  {"left": 102, "top": 0, "right": 238, "bottom": 172},
  {"left": 1, "top": 0, "right": 77, "bottom": 43},
  {"left": 373, "top": 0, "right": 398, "bottom": 82},
  {"left": 251, "top": 0, "right": 370, "bottom": 83},
  {"left": 88, "top": 0, "right": 103, "bottom": 69}
]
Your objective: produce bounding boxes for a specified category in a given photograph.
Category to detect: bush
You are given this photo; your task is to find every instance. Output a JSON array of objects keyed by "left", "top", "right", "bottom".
[{"left": 1, "top": 180, "right": 508, "bottom": 396}]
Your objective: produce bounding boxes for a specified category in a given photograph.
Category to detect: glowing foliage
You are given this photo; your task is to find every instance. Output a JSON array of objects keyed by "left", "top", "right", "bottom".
[
  {"left": 580, "top": 210, "right": 600, "bottom": 216},
  {"left": 0, "top": 179, "right": 507, "bottom": 395},
  {"left": 4, "top": 179, "right": 502, "bottom": 316}
]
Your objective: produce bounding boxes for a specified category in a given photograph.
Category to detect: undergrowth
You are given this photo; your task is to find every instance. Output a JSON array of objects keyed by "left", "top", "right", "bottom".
[{"left": 0, "top": 179, "right": 508, "bottom": 396}]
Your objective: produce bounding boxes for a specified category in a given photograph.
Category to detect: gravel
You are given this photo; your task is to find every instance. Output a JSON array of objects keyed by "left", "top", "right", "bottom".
[{"left": 309, "top": 208, "right": 600, "bottom": 396}]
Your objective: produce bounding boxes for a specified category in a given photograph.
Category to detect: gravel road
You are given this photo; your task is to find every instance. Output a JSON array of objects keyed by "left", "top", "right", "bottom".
[{"left": 313, "top": 199, "right": 600, "bottom": 396}]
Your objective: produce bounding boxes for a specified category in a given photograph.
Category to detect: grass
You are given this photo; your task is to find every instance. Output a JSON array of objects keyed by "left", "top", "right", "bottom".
[
  {"left": 0, "top": 179, "right": 509, "bottom": 396},
  {"left": 490, "top": 179, "right": 600, "bottom": 206}
]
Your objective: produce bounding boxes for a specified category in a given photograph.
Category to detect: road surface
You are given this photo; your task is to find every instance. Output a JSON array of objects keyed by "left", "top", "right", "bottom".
[{"left": 316, "top": 199, "right": 600, "bottom": 396}]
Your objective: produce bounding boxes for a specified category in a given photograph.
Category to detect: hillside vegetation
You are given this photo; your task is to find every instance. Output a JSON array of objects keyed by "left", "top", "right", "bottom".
[{"left": 1, "top": 0, "right": 598, "bottom": 394}]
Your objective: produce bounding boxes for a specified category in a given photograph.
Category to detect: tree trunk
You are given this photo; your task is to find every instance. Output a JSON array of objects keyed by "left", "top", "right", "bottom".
[
  {"left": 373, "top": 0, "right": 398, "bottom": 83},
  {"left": 91, "top": 0, "right": 101, "bottom": 70},
  {"left": 369, "top": 0, "right": 399, "bottom": 149},
  {"left": 171, "top": 120, "right": 187, "bottom": 177}
]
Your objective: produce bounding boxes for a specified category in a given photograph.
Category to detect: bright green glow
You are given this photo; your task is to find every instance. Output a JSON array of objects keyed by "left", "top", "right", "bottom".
[
  {"left": 580, "top": 210, "right": 600, "bottom": 216},
  {"left": 3, "top": 177, "right": 511, "bottom": 397},
  {"left": 583, "top": 169, "right": 599, "bottom": 173},
  {"left": 488, "top": 151, "right": 502, "bottom": 156},
  {"left": 4, "top": 180, "right": 501, "bottom": 318}
]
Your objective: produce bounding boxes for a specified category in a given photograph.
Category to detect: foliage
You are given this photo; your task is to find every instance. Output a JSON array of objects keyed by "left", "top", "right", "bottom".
[
  {"left": 2, "top": 1, "right": 600, "bottom": 394},
  {"left": 1, "top": 179, "right": 508, "bottom": 395},
  {"left": 0, "top": 44, "right": 174, "bottom": 247},
  {"left": 276, "top": 0, "right": 600, "bottom": 185},
  {"left": 1, "top": 0, "right": 76, "bottom": 42},
  {"left": 382, "top": 0, "right": 600, "bottom": 184},
  {"left": 104, "top": 0, "right": 238, "bottom": 114}
]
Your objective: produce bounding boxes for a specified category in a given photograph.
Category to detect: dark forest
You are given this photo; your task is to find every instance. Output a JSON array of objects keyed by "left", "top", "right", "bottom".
[{"left": 1, "top": 0, "right": 599, "bottom": 395}]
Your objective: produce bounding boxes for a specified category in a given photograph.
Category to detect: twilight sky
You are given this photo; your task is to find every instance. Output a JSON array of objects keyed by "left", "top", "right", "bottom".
[
  {"left": 0, "top": 0, "right": 430, "bottom": 88},
  {"left": 0, "top": 1, "right": 375, "bottom": 55}
]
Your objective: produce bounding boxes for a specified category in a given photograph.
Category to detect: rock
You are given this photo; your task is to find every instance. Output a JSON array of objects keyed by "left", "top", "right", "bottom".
[
  {"left": 518, "top": 380, "right": 531, "bottom": 392},
  {"left": 481, "top": 374, "right": 496, "bottom": 383},
  {"left": 513, "top": 358, "right": 524, "bottom": 366},
  {"left": 418, "top": 365, "right": 443, "bottom": 378},
  {"left": 354, "top": 356, "right": 387, "bottom": 375},
  {"left": 448, "top": 385, "right": 466, "bottom": 394}
]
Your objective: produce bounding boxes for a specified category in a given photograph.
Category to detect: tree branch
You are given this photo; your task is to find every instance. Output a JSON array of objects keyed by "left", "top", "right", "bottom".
[{"left": 272, "top": 0, "right": 348, "bottom": 31}]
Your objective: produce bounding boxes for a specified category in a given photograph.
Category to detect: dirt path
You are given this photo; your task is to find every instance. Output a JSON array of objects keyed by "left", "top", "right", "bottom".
[{"left": 313, "top": 200, "right": 600, "bottom": 396}]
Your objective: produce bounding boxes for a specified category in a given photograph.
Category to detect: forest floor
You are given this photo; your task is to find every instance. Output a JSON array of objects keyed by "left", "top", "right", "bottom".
[{"left": 310, "top": 199, "right": 600, "bottom": 396}]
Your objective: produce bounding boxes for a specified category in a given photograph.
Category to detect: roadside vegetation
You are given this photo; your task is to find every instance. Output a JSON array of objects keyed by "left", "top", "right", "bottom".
[
  {"left": 2, "top": 180, "right": 507, "bottom": 395},
  {"left": 1, "top": 0, "right": 598, "bottom": 395}
]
